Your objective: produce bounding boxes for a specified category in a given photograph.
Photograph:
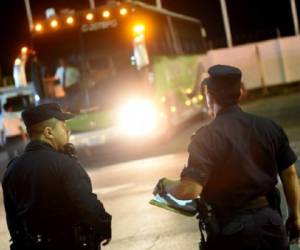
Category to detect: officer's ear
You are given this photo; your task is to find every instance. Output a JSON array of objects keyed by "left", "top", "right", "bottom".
[
  {"left": 43, "top": 126, "right": 55, "bottom": 139},
  {"left": 205, "top": 91, "right": 214, "bottom": 107}
]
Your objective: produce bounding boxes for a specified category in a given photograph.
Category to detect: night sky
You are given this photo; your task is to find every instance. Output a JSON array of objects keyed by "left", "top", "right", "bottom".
[{"left": 0, "top": 0, "right": 298, "bottom": 75}]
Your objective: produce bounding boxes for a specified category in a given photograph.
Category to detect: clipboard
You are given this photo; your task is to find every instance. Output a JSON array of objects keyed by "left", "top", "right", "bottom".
[{"left": 149, "top": 193, "right": 197, "bottom": 217}]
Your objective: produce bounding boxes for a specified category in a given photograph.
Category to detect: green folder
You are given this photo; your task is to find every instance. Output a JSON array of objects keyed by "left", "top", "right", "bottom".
[{"left": 149, "top": 193, "right": 197, "bottom": 217}]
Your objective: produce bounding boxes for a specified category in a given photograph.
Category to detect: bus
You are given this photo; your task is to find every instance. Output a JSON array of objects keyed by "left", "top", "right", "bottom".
[{"left": 18, "top": 1, "right": 208, "bottom": 147}]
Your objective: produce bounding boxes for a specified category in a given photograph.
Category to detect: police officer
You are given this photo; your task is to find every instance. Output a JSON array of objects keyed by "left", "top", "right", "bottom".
[
  {"left": 2, "top": 103, "right": 112, "bottom": 250},
  {"left": 154, "top": 65, "right": 300, "bottom": 250}
]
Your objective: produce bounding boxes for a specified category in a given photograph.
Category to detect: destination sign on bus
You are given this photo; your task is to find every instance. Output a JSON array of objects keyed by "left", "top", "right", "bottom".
[{"left": 81, "top": 20, "right": 118, "bottom": 32}]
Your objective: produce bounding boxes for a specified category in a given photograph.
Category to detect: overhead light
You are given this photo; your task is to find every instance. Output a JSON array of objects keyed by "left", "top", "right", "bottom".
[
  {"left": 66, "top": 16, "right": 74, "bottom": 24},
  {"left": 50, "top": 19, "right": 58, "bottom": 28},
  {"left": 102, "top": 10, "right": 111, "bottom": 18},
  {"left": 86, "top": 13, "right": 94, "bottom": 21},
  {"left": 35, "top": 23, "right": 43, "bottom": 32},
  {"left": 21, "top": 47, "right": 28, "bottom": 54},
  {"left": 133, "top": 24, "right": 145, "bottom": 34},
  {"left": 120, "top": 8, "right": 128, "bottom": 16}
]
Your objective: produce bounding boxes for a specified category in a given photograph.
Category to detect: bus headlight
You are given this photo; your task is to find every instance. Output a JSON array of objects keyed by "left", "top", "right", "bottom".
[{"left": 117, "top": 99, "right": 158, "bottom": 136}]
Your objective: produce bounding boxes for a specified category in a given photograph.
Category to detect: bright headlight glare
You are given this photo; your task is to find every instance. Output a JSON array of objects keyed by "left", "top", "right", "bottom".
[{"left": 117, "top": 99, "right": 158, "bottom": 136}]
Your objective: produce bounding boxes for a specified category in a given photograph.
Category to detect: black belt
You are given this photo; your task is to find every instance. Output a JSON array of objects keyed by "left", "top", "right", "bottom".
[
  {"left": 241, "top": 196, "right": 269, "bottom": 211},
  {"left": 214, "top": 196, "right": 269, "bottom": 218}
]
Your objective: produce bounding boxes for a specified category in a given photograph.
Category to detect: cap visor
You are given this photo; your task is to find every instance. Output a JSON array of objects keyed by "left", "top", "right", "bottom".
[
  {"left": 201, "top": 77, "right": 210, "bottom": 86},
  {"left": 55, "top": 112, "right": 75, "bottom": 121}
]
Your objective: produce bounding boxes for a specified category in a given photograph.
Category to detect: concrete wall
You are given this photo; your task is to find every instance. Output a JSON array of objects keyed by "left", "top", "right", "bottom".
[{"left": 202, "top": 35, "right": 300, "bottom": 90}]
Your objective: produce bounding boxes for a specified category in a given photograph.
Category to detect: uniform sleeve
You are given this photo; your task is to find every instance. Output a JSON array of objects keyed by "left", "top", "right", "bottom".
[
  {"left": 275, "top": 125, "right": 297, "bottom": 171},
  {"left": 62, "top": 159, "right": 112, "bottom": 239},
  {"left": 2, "top": 178, "right": 17, "bottom": 238},
  {"left": 181, "top": 127, "right": 218, "bottom": 186}
]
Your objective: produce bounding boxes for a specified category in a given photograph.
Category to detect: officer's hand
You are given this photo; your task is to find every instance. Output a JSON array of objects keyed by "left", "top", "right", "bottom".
[
  {"left": 153, "top": 178, "right": 174, "bottom": 196},
  {"left": 286, "top": 216, "right": 300, "bottom": 246},
  {"left": 153, "top": 178, "right": 166, "bottom": 196},
  {"left": 101, "top": 238, "right": 111, "bottom": 246}
]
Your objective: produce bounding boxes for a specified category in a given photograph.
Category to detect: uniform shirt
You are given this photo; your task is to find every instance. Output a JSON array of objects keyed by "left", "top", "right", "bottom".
[
  {"left": 181, "top": 105, "right": 297, "bottom": 207},
  {"left": 2, "top": 140, "right": 111, "bottom": 239},
  {"left": 54, "top": 66, "right": 64, "bottom": 85},
  {"left": 55, "top": 66, "right": 80, "bottom": 88}
]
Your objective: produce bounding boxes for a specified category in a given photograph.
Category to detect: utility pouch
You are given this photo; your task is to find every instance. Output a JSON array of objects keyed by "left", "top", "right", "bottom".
[
  {"left": 266, "top": 187, "right": 282, "bottom": 217},
  {"left": 196, "top": 199, "right": 220, "bottom": 240},
  {"left": 73, "top": 225, "right": 100, "bottom": 250}
]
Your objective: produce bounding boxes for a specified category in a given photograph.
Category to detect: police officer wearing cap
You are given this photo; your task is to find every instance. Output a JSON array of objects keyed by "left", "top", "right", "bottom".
[
  {"left": 2, "top": 103, "right": 112, "bottom": 250},
  {"left": 153, "top": 65, "right": 300, "bottom": 250}
]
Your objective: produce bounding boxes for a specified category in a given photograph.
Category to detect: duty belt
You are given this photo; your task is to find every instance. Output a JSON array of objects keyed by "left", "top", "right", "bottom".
[
  {"left": 214, "top": 195, "right": 269, "bottom": 218},
  {"left": 241, "top": 195, "right": 269, "bottom": 211}
]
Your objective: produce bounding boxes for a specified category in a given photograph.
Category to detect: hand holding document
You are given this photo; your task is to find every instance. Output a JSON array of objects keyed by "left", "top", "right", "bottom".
[{"left": 149, "top": 193, "right": 197, "bottom": 217}]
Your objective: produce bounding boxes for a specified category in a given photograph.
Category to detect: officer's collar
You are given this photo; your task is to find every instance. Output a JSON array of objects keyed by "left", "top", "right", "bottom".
[
  {"left": 25, "top": 140, "right": 57, "bottom": 152},
  {"left": 216, "top": 105, "right": 242, "bottom": 116}
]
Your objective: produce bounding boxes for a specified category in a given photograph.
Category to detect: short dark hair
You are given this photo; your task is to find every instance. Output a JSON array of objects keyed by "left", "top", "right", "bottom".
[{"left": 27, "top": 118, "right": 57, "bottom": 139}]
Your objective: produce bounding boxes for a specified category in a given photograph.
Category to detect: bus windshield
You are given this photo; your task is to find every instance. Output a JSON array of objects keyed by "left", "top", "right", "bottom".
[{"left": 31, "top": 22, "right": 144, "bottom": 107}]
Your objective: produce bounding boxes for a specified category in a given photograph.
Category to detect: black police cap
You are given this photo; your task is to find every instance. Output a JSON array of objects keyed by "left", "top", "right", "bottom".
[
  {"left": 22, "top": 103, "right": 74, "bottom": 128},
  {"left": 203, "top": 64, "right": 242, "bottom": 106}
]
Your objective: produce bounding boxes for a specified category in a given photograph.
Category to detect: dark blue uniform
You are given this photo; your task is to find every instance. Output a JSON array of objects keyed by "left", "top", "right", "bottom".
[
  {"left": 181, "top": 105, "right": 297, "bottom": 250},
  {"left": 2, "top": 140, "right": 111, "bottom": 250}
]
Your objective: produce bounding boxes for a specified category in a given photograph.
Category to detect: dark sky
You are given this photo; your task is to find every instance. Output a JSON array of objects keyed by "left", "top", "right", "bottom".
[{"left": 0, "top": 0, "right": 298, "bottom": 75}]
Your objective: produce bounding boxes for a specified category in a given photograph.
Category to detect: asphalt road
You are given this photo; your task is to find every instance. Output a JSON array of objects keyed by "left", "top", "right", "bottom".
[{"left": 0, "top": 92, "right": 300, "bottom": 249}]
